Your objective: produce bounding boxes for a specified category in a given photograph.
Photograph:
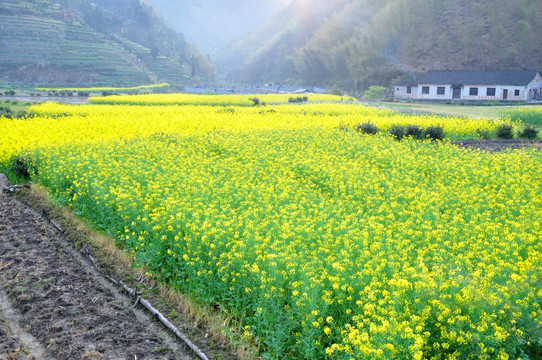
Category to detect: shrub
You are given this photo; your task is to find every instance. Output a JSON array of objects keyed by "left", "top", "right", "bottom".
[
  {"left": 288, "top": 96, "right": 308, "bottom": 103},
  {"left": 518, "top": 125, "right": 539, "bottom": 139},
  {"left": 336, "top": 122, "right": 352, "bottom": 132},
  {"left": 405, "top": 124, "right": 425, "bottom": 139},
  {"left": 496, "top": 124, "right": 514, "bottom": 139},
  {"left": 217, "top": 107, "right": 236, "bottom": 114},
  {"left": 355, "top": 122, "right": 379, "bottom": 135},
  {"left": 9, "top": 157, "right": 36, "bottom": 181},
  {"left": 249, "top": 97, "right": 261, "bottom": 106},
  {"left": 477, "top": 129, "right": 492, "bottom": 139},
  {"left": 16, "top": 110, "right": 28, "bottom": 119},
  {"left": 424, "top": 125, "right": 445, "bottom": 141},
  {"left": 0, "top": 106, "right": 13, "bottom": 118},
  {"left": 78, "top": 91, "right": 89, "bottom": 97},
  {"left": 388, "top": 124, "right": 406, "bottom": 141}
]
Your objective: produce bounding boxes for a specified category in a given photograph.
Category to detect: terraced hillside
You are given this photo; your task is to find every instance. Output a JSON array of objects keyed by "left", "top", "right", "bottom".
[{"left": 0, "top": 0, "right": 214, "bottom": 87}]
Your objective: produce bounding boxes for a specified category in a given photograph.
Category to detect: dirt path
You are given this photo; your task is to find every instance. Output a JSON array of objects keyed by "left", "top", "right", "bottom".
[
  {"left": 0, "top": 289, "right": 48, "bottom": 359},
  {"left": 451, "top": 138, "right": 542, "bottom": 152},
  {"left": 0, "top": 189, "right": 204, "bottom": 359}
]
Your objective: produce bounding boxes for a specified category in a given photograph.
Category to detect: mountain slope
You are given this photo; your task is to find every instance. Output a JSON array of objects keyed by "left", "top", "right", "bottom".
[
  {"left": 146, "top": 0, "right": 290, "bottom": 55},
  {"left": 214, "top": 0, "right": 348, "bottom": 83},
  {"left": 216, "top": 0, "right": 542, "bottom": 93},
  {"left": 0, "top": 0, "right": 215, "bottom": 87}
]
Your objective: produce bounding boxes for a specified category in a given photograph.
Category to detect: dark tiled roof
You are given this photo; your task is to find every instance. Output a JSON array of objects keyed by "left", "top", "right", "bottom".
[
  {"left": 418, "top": 70, "right": 540, "bottom": 86},
  {"left": 395, "top": 80, "right": 417, "bottom": 87}
]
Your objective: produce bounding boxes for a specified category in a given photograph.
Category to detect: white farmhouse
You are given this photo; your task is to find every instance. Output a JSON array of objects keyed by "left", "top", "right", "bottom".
[{"left": 395, "top": 70, "right": 542, "bottom": 101}]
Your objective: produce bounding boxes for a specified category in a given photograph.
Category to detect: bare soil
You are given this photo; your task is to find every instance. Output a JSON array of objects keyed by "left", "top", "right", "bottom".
[
  {"left": 0, "top": 185, "right": 236, "bottom": 360},
  {"left": 451, "top": 138, "right": 542, "bottom": 152}
]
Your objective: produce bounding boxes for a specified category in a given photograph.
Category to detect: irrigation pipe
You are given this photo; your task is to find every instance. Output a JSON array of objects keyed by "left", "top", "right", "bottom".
[{"left": 105, "top": 276, "right": 210, "bottom": 360}]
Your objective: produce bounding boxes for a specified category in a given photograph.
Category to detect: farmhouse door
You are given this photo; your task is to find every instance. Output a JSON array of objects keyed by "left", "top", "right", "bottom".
[
  {"left": 503, "top": 89, "right": 508, "bottom": 100},
  {"left": 452, "top": 86, "right": 461, "bottom": 99}
]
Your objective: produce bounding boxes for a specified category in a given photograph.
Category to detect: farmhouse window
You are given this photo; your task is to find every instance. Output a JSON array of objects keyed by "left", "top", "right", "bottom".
[
  {"left": 514, "top": 89, "right": 520, "bottom": 96},
  {"left": 422, "top": 86, "right": 430, "bottom": 94},
  {"left": 486, "top": 88, "right": 496, "bottom": 96},
  {"left": 407, "top": 86, "right": 412, "bottom": 94},
  {"left": 437, "top": 87, "right": 445, "bottom": 95},
  {"left": 469, "top": 87, "right": 478, "bottom": 96}
]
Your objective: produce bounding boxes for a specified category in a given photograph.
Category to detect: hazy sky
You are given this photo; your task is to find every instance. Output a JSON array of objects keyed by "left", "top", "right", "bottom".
[{"left": 148, "top": 0, "right": 292, "bottom": 54}]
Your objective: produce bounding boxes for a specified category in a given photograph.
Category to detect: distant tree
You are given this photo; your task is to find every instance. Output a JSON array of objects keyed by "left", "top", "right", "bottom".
[
  {"left": 363, "top": 86, "right": 387, "bottom": 101},
  {"left": 328, "top": 85, "right": 343, "bottom": 96},
  {"left": 151, "top": 45, "right": 159, "bottom": 58}
]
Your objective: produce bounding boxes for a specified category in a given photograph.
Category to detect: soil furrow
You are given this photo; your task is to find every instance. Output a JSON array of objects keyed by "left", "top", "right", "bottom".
[{"left": 0, "top": 193, "right": 192, "bottom": 360}]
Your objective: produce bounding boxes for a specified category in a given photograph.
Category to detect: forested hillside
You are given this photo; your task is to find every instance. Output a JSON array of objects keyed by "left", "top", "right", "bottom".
[
  {"left": 376, "top": 0, "right": 542, "bottom": 71},
  {"left": 216, "top": 0, "right": 542, "bottom": 94},
  {"left": 0, "top": 0, "right": 215, "bottom": 87}
]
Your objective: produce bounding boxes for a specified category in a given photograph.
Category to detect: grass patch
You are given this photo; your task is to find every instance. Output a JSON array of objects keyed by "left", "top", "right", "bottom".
[
  {"left": 381, "top": 102, "right": 535, "bottom": 119},
  {"left": 501, "top": 106, "right": 542, "bottom": 125}
]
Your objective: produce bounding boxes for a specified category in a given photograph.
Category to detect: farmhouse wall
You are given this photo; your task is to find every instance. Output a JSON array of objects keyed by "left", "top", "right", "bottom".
[
  {"left": 416, "top": 84, "right": 528, "bottom": 101},
  {"left": 528, "top": 72, "right": 542, "bottom": 100},
  {"left": 417, "top": 84, "right": 452, "bottom": 100},
  {"left": 394, "top": 85, "right": 418, "bottom": 99}
]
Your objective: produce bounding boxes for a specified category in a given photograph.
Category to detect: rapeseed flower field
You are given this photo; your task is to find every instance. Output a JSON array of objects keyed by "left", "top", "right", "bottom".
[
  {"left": 89, "top": 92, "right": 354, "bottom": 106},
  {"left": 1, "top": 95, "right": 541, "bottom": 359}
]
